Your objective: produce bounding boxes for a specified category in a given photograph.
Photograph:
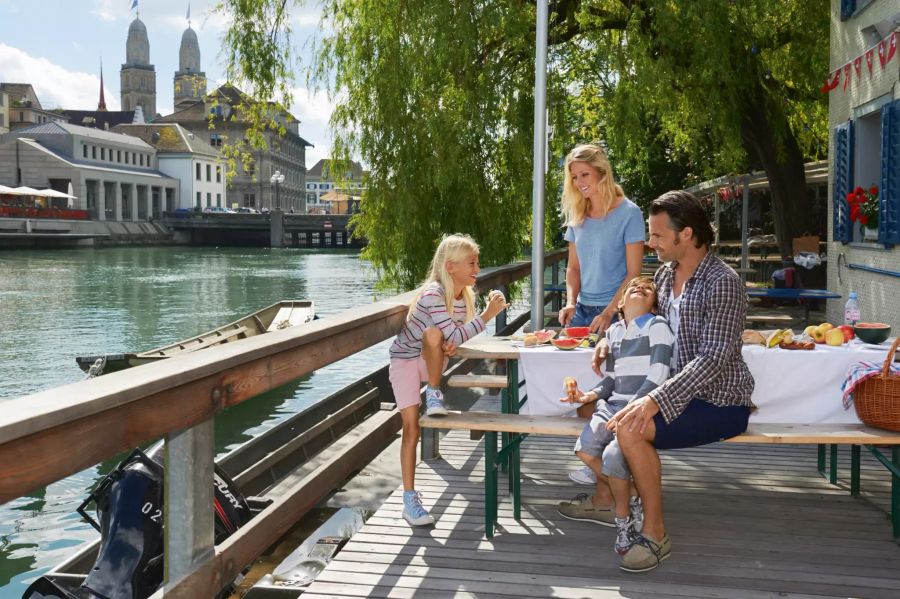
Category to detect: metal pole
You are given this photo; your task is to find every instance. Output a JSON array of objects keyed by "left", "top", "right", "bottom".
[
  {"left": 531, "top": 0, "right": 548, "bottom": 331},
  {"left": 741, "top": 175, "right": 750, "bottom": 281}
]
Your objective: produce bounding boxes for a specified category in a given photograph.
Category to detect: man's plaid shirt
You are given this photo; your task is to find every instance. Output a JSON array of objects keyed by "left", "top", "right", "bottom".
[{"left": 649, "top": 251, "right": 755, "bottom": 424}]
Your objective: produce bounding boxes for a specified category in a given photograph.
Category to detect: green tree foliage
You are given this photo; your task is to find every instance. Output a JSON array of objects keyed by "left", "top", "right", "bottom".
[{"left": 220, "top": 0, "right": 829, "bottom": 283}]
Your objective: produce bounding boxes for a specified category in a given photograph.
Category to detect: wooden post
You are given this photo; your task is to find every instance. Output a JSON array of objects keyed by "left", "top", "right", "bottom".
[{"left": 164, "top": 417, "right": 215, "bottom": 589}]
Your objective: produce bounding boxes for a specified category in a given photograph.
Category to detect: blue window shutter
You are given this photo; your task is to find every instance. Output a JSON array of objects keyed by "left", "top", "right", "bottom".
[
  {"left": 833, "top": 121, "right": 854, "bottom": 244},
  {"left": 840, "top": 0, "right": 856, "bottom": 21},
  {"left": 880, "top": 99, "right": 900, "bottom": 246}
]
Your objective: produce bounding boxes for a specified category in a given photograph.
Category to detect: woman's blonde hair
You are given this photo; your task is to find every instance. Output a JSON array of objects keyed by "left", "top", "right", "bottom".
[
  {"left": 409, "top": 234, "right": 480, "bottom": 322},
  {"left": 560, "top": 143, "right": 625, "bottom": 226}
]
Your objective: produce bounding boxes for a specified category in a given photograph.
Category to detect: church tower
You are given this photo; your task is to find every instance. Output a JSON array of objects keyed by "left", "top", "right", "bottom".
[
  {"left": 174, "top": 21, "right": 206, "bottom": 110},
  {"left": 120, "top": 16, "right": 157, "bottom": 118}
]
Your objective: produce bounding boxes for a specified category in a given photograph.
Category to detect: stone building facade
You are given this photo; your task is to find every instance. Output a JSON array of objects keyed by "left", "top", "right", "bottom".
[
  {"left": 120, "top": 17, "right": 157, "bottom": 118},
  {"left": 826, "top": 0, "right": 900, "bottom": 329},
  {"left": 0, "top": 122, "right": 178, "bottom": 221},
  {"left": 157, "top": 83, "right": 312, "bottom": 212}
]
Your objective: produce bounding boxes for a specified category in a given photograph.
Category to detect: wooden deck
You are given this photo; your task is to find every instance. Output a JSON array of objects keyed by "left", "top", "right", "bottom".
[{"left": 304, "top": 415, "right": 900, "bottom": 598}]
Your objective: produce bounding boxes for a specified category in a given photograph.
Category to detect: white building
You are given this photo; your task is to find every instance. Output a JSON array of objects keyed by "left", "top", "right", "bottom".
[
  {"left": 114, "top": 123, "right": 224, "bottom": 210},
  {"left": 0, "top": 121, "right": 178, "bottom": 220},
  {"left": 0, "top": 89, "right": 8, "bottom": 134},
  {"left": 305, "top": 158, "right": 366, "bottom": 215}
]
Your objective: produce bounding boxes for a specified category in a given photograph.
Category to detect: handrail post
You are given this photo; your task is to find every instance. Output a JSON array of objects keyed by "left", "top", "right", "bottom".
[
  {"left": 494, "top": 285, "right": 508, "bottom": 334},
  {"left": 164, "top": 417, "right": 216, "bottom": 591}
]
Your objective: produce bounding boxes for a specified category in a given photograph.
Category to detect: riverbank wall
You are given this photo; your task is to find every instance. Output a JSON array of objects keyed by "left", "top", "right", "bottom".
[{"left": 0, "top": 217, "right": 176, "bottom": 249}]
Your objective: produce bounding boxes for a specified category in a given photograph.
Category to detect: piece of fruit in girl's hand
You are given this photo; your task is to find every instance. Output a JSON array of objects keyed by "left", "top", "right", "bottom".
[{"left": 564, "top": 376, "right": 578, "bottom": 400}]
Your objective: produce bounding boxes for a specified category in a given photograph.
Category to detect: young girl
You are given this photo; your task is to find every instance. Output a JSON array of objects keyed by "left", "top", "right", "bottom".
[{"left": 388, "top": 234, "right": 508, "bottom": 526}]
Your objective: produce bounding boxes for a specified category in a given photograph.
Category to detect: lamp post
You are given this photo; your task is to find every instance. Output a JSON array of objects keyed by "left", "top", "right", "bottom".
[{"left": 270, "top": 170, "right": 285, "bottom": 211}]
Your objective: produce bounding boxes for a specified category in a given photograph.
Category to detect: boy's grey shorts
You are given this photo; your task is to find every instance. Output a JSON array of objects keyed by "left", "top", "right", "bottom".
[{"left": 574, "top": 399, "right": 631, "bottom": 480}]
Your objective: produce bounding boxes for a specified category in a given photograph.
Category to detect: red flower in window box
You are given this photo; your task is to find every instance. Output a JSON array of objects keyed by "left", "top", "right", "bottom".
[{"left": 847, "top": 185, "right": 879, "bottom": 230}]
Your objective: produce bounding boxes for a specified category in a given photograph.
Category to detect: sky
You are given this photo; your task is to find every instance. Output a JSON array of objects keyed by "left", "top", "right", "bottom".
[{"left": 0, "top": 0, "right": 335, "bottom": 167}]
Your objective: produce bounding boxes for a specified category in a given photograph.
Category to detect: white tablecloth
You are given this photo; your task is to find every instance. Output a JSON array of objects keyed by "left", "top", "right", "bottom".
[{"left": 517, "top": 340, "right": 892, "bottom": 424}]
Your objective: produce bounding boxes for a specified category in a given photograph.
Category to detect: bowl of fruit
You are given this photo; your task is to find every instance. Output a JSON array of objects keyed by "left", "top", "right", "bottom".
[{"left": 853, "top": 322, "right": 891, "bottom": 345}]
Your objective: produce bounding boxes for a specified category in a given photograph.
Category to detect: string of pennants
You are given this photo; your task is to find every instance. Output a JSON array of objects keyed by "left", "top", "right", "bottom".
[{"left": 820, "top": 30, "right": 898, "bottom": 94}]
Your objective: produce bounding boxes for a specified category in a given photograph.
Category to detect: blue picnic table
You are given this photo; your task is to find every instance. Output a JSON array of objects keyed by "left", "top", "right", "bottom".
[{"left": 746, "top": 288, "right": 842, "bottom": 326}]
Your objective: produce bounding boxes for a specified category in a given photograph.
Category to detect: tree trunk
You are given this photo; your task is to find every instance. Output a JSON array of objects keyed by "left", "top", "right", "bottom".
[{"left": 739, "top": 87, "right": 814, "bottom": 260}]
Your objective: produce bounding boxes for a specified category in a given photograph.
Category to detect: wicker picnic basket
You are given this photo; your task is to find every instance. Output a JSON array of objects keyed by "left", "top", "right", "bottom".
[{"left": 854, "top": 336, "right": 900, "bottom": 432}]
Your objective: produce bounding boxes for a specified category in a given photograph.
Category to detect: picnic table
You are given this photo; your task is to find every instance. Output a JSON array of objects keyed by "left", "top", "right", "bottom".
[{"left": 746, "top": 287, "right": 841, "bottom": 326}]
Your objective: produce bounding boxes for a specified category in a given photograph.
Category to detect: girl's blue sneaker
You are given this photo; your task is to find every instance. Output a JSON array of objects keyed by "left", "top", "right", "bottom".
[
  {"left": 403, "top": 490, "right": 434, "bottom": 526},
  {"left": 424, "top": 387, "right": 447, "bottom": 416}
]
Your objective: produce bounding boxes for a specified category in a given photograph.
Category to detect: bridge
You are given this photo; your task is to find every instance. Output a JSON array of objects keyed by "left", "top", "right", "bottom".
[{"left": 162, "top": 211, "right": 363, "bottom": 248}]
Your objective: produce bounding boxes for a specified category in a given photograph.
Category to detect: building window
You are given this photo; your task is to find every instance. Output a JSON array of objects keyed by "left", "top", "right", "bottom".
[
  {"left": 92, "top": 146, "right": 96, "bottom": 159},
  {"left": 117, "top": 150, "right": 121, "bottom": 162},
  {"left": 210, "top": 133, "right": 223, "bottom": 147},
  {"left": 83, "top": 144, "right": 88, "bottom": 158},
  {"left": 132, "top": 152, "right": 136, "bottom": 165},
  {"left": 196, "top": 163, "right": 201, "bottom": 180},
  {"left": 125, "top": 152, "right": 129, "bottom": 164},
  {"left": 216, "top": 193, "right": 221, "bottom": 207},
  {"left": 138, "top": 154, "right": 143, "bottom": 167},
  {"left": 206, "top": 192, "right": 212, "bottom": 207},
  {"left": 206, "top": 164, "right": 211, "bottom": 182},
  {"left": 216, "top": 165, "right": 221, "bottom": 183},
  {"left": 243, "top": 193, "right": 255, "bottom": 207},
  {"left": 196, "top": 191, "right": 202, "bottom": 208},
  {"left": 19, "top": 111, "right": 24, "bottom": 121}
]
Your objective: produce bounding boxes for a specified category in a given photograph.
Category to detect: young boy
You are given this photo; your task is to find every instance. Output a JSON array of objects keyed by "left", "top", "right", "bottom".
[{"left": 557, "top": 275, "right": 674, "bottom": 554}]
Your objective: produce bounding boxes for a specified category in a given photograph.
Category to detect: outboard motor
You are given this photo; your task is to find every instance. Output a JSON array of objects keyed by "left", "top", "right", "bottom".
[{"left": 23, "top": 442, "right": 251, "bottom": 599}]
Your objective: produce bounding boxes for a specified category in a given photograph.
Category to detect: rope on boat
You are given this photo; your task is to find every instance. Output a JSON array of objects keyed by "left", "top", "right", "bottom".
[{"left": 85, "top": 356, "right": 107, "bottom": 379}]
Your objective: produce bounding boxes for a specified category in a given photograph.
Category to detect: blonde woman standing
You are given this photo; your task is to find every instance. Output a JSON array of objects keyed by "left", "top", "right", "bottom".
[
  {"left": 558, "top": 144, "right": 645, "bottom": 484},
  {"left": 559, "top": 143, "right": 644, "bottom": 335}
]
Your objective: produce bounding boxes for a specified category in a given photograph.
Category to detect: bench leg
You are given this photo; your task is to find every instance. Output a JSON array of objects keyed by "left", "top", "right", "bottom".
[
  {"left": 512, "top": 434, "right": 522, "bottom": 520},
  {"left": 851, "top": 445, "right": 861, "bottom": 496},
  {"left": 893, "top": 447, "right": 900, "bottom": 540},
  {"left": 817, "top": 444, "right": 825, "bottom": 478},
  {"left": 830, "top": 444, "right": 838, "bottom": 485},
  {"left": 500, "top": 362, "right": 510, "bottom": 475},
  {"left": 484, "top": 431, "right": 498, "bottom": 539}
]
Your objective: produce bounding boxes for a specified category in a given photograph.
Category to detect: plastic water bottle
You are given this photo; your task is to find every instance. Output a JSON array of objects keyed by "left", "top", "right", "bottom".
[{"left": 844, "top": 292, "right": 861, "bottom": 326}]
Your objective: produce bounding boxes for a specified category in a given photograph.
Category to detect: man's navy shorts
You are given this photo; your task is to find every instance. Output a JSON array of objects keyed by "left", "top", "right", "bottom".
[{"left": 653, "top": 399, "right": 751, "bottom": 450}]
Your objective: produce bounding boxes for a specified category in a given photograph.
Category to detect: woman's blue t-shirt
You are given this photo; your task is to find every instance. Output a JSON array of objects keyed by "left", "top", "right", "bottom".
[{"left": 564, "top": 198, "right": 645, "bottom": 306}]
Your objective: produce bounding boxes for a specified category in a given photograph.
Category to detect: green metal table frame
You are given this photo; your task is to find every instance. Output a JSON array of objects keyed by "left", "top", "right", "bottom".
[
  {"left": 484, "top": 359, "right": 527, "bottom": 538},
  {"left": 817, "top": 443, "right": 900, "bottom": 541}
]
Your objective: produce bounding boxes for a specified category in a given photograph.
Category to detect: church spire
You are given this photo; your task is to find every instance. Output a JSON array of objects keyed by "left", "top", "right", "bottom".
[{"left": 98, "top": 59, "right": 107, "bottom": 111}]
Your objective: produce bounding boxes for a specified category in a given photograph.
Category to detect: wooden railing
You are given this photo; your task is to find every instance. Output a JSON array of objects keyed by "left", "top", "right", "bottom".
[{"left": 0, "top": 248, "right": 566, "bottom": 597}]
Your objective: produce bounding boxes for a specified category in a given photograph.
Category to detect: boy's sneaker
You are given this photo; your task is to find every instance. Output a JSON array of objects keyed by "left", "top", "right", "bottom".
[
  {"left": 614, "top": 516, "right": 640, "bottom": 555},
  {"left": 568, "top": 465, "right": 597, "bottom": 485},
  {"left": 402, "top": 490, "right": 434, "bottom": 526},
  {"left": 630, "top": 495, "right": 644, "bottom": 532},
  {"left": 424, "top": 387, "right": 448, "bottom": 416}
]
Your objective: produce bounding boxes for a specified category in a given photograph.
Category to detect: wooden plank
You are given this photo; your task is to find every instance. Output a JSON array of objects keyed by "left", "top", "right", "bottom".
[
  {"left": 447, "top": 374, "right": 508, "bottom": 389},
  {"left": 746, "top": 313, "right": 794, "bottom": 324},
  {"left": 728, "top": 424, "right": 900, "bottom": 445},
  {"left": 420, "top": 412, "right": 584, "bottom": 435}
]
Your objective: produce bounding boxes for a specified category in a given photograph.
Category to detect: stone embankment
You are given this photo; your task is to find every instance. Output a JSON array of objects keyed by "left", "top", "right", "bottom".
[{"left": 0, "top": 217, "right": 176, "bottom": 248}]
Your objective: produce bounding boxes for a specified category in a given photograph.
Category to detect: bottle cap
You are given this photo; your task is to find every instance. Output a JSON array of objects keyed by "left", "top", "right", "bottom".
[{"left": 849, "top": 292, "right": 858, "bottom": 299}]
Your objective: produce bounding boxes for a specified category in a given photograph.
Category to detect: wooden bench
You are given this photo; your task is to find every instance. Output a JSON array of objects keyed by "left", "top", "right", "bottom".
[
  {"left": 421, "top": 411, "right": 900, "bottom": 538},
  {"left": 745, "top": 312, "right": 795, "bottom": 328},
  {"left": 448, "top": 374, "right": 508, "bottom": 389}
]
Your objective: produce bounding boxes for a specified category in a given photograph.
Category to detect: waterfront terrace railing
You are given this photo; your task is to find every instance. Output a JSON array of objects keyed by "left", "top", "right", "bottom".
[{"left": 0, "top": 248, "right": 566, "bottom": 598}]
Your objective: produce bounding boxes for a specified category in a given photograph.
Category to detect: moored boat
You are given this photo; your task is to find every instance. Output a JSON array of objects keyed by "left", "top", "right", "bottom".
[{"left": 75, "top": 300, "right": 315, "bottom": 374}]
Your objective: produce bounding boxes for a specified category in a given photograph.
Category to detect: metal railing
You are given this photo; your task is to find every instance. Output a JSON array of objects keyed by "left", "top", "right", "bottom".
[{"left": 0, "top": 248, "right": 566, "bottom": 597}]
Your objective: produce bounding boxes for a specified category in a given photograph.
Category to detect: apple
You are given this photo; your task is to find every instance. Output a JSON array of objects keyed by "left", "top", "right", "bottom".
[
  {"left": 825, "top": 328, "right": 845, "bottom": 346},
  {"left": 812, "top": 327, "right": 827, "bottom": 344},
  {"left": 837, "top": 325, "right": 855, "bottom": 342},
  {"left": 803, "top": 325, "right": 817, "bottom": 338}
]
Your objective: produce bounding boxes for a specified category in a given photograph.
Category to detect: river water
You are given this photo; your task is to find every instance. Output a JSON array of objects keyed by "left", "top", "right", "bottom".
[{"left": 0, "top": 247, "right": 390, "bottom": 598}]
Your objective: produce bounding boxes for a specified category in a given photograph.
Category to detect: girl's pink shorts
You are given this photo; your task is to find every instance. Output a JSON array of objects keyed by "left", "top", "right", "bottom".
[{"left": 389, "top": 356, "right": 448, "bottom": 410}]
